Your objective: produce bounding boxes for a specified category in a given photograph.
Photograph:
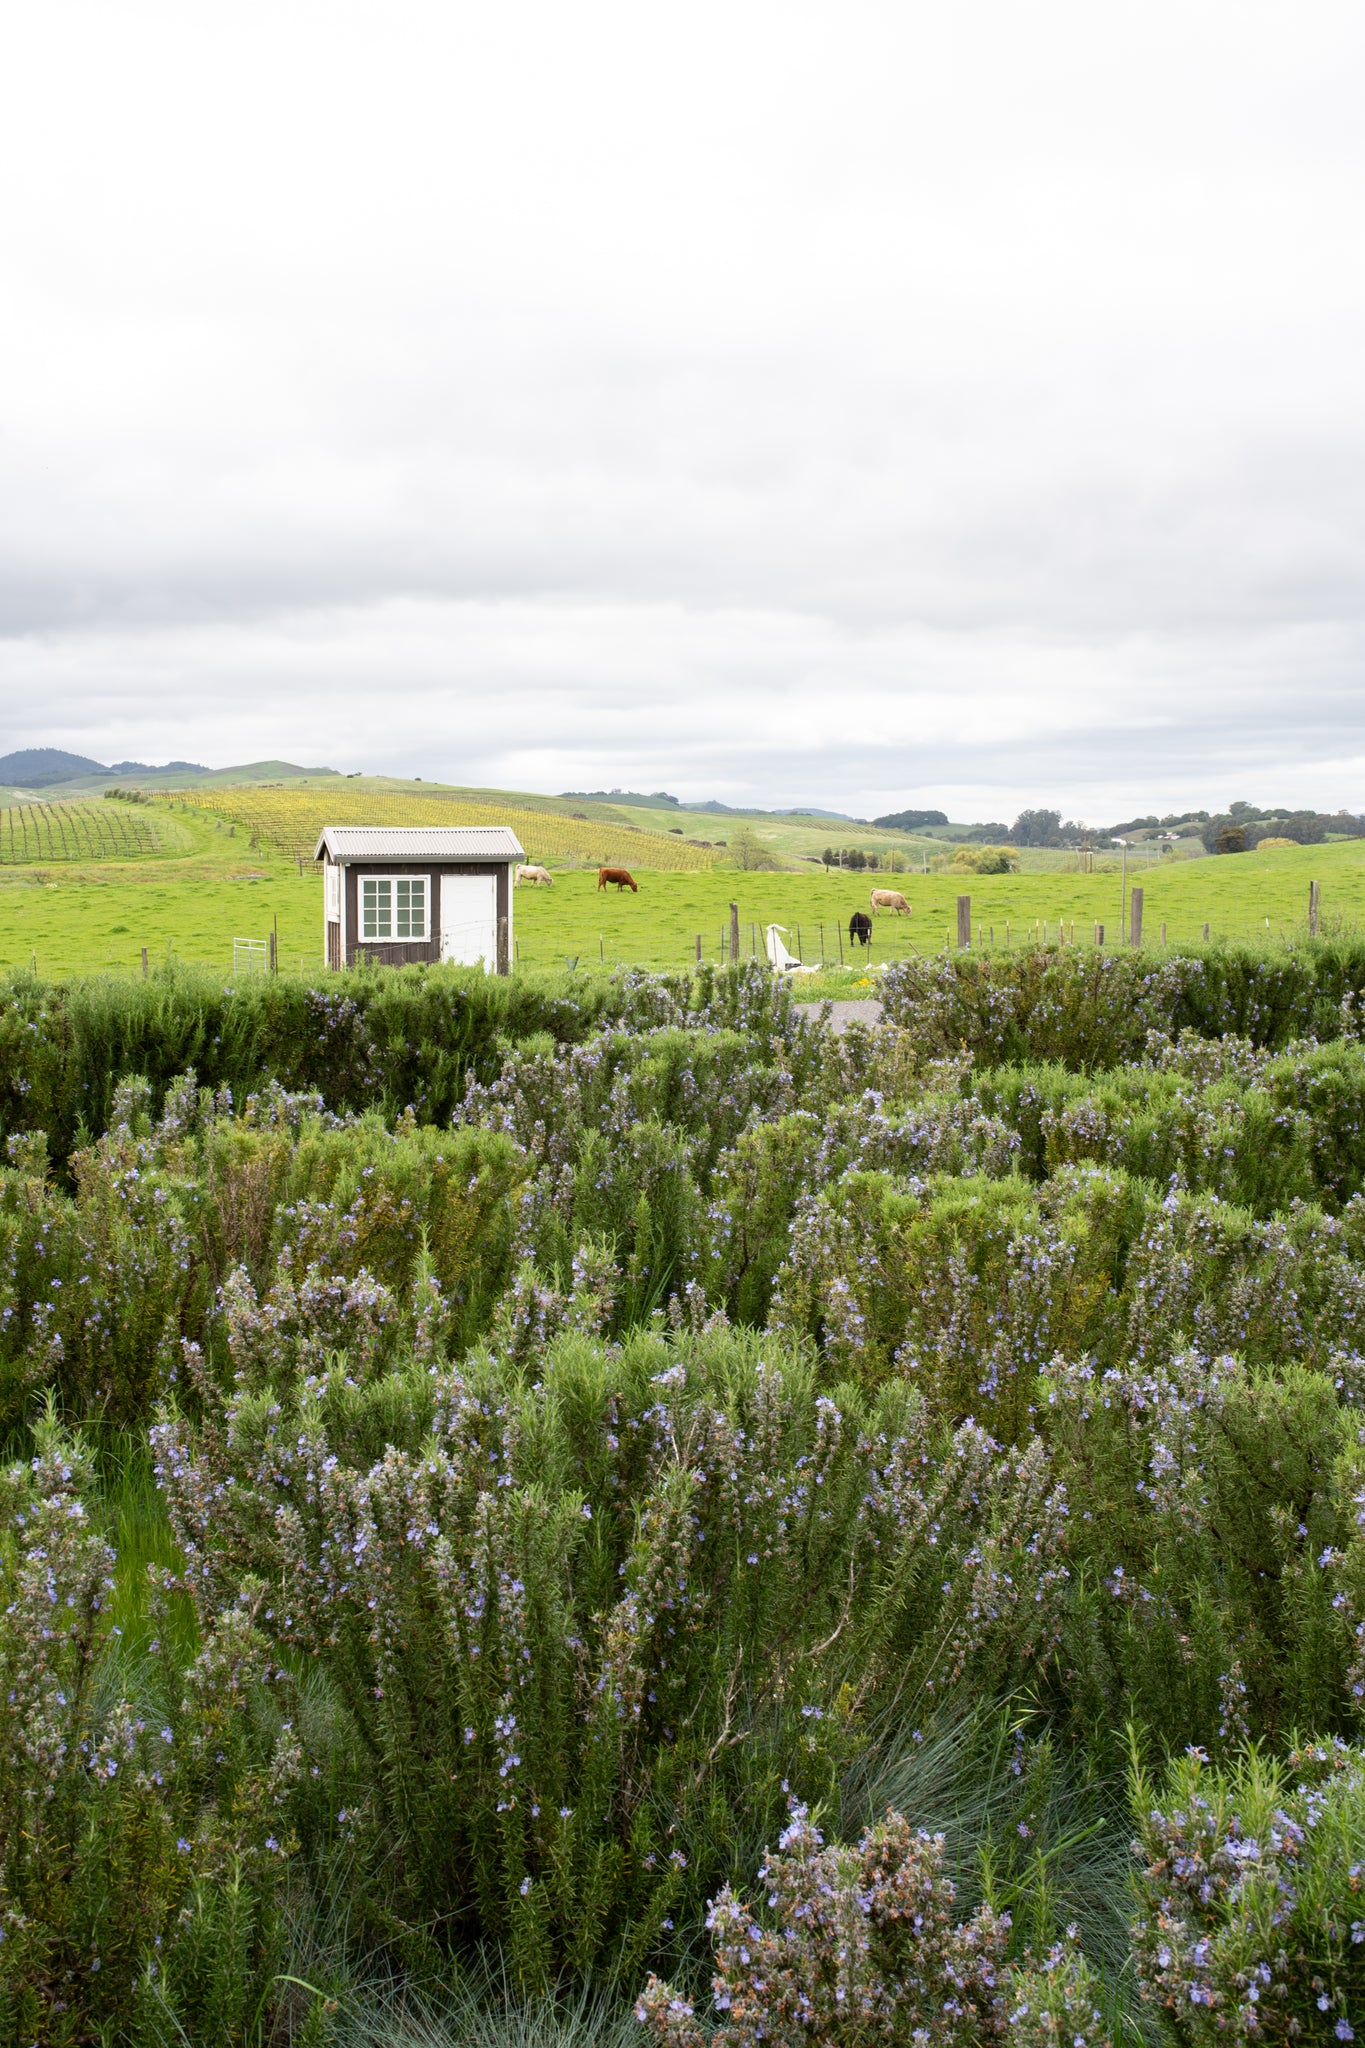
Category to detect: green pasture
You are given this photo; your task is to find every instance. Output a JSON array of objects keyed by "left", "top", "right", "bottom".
[
  {"left": 1, "top": 795, "right": 1361, "bottom": 977},
  {"left": 509, "top": 838, "right": 1365, "bottom": 973},
  {"left": 0, "top": 802, "right": 322, "bottom": 976}
]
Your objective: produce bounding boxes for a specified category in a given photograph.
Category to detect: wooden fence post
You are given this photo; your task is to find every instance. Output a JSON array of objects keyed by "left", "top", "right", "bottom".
[
  {"left": 1160, "top": 921, "right": 1167, "bottom": 947},
  {"left": 956, "top": 895, "right": 971, "bottom": 948},
  {"left": 498, "top": 916, "right": 509, "bottom": 975},
  {"left": 1130, "top": 887, "right": 1143, "bottom": 948},
  {"left": 1095, "top": 923, "right": 1104, "bottom": 946},
  {"left": 695, "top": 932, "right": 702, "bottom": 963},
  {"left": 141, "top": 946, "right": 149, "bottom": 979},
  {"left": 1309, "top": 880, "right": 1320, "bottom": 937},
  {"left": 730, "top": 901, "right": 740, "bottom": 964},
  {"left": 1202, "top": 922, "right": 1210, "bottom": 942}
]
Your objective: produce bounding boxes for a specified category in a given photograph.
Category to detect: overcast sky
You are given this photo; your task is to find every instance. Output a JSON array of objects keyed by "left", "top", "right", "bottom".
[{"left": 2, "top": 0, "right": 1363, "bottom": 821}]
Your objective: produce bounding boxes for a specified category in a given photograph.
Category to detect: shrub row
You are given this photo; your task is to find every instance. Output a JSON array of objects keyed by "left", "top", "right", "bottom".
[
  {"left": 880, "top": 940, "right": 1365, "bottom": 1069},
  {"left": 0, "top": 962, "right": 627, "bottom": 1162},
  {"left": 5, "top": 942, "right": 1365, "bottom": 1164}
]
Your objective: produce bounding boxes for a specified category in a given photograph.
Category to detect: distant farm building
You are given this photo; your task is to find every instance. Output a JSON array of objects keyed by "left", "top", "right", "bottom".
[{"left": 313, "top": 825, "right": 524, "bottom": 971}]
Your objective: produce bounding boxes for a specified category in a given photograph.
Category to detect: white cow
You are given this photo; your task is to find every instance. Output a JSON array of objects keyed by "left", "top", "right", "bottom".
[
  {"left": 870, "top": 888, "right": 911, "bottom": 915},
  {"left": 516, "top": 864, "right": 555, "bottom": 887}
]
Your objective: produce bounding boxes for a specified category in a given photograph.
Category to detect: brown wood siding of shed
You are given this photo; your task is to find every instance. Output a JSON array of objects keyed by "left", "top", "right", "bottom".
[{"left": 343, "top": 863, "right": 510, "bottom": 971}]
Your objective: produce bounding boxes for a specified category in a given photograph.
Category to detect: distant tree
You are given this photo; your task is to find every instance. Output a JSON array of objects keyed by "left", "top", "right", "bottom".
[
  {"left": 1215, "top": 826, "right": 1247, "bottom": 855},
  {"left": 846, "top": 848, "right": 867, "bottom": 871},
  {"left": 935, "top": 844, "right": 1017, "bottom": 875},
  {"left": 822, "top": 847, "right": 837, "bottom": 867},
  {"left": 871, "top": 808, "right": 949, "bottom": 830},
  {"left": 727, "top": 825, "right": 779, "bottom": 871},
  {"left": 1010, "top": 808, "right": 1062, "bottom": 847}
]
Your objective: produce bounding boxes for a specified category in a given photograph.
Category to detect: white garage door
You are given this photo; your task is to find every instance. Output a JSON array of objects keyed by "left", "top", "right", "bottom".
[{"left": 440, "top": 873, "right": 497, "bottom": 968}]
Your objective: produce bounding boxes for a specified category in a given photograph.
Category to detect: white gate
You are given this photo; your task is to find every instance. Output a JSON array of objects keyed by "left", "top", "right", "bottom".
[{"left": 233, "top": 937, "right": 268, "bottom": 974}]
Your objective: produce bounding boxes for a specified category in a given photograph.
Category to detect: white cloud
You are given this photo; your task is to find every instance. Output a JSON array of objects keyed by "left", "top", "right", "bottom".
[{"left": 2, "top": 0, "right": 1363, "bottom": 818}]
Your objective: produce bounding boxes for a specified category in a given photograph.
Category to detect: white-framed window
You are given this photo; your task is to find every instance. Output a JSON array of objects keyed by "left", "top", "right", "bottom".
[{"left": 360, "top": 874, "right": 429, "bottom": 941}]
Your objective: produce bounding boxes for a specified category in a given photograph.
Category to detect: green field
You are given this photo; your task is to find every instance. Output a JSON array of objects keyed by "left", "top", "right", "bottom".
[
  {"left": 510, "top": 837, "right": 1362, "bottom": 971},
  {"left": 1, "top": 789, "right": 1361, "bottom": 977},
  {"left": 0, "top": 800, "right": 324, "bottom": 976}
]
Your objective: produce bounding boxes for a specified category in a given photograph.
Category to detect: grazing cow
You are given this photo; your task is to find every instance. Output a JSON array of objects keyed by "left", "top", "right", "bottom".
[
  {"left": 870, "top": 889, "right": 911, "bottom": 916},
  {"left": 598, "top": 867, "right": 638, "bottom": 893},
  {"left": 849, "top": 911, "right": 872, "bottom": 947},
  {"left": 516, "top": 864, "right": 554, "bottom": 887}
]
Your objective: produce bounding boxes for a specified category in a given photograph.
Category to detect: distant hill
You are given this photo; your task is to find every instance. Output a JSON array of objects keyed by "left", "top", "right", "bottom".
[
  {"left": 200, "top": 760, "right": 338, "bottom": 783},
  {"left": 0, "top": 750, "right": 337, "bottom": 792},
  {"left": 561, "top": 789, "right": 681, "bottom": 809},
  {"left": 0, "top": 747, "right": 110, "bottom": 786}
]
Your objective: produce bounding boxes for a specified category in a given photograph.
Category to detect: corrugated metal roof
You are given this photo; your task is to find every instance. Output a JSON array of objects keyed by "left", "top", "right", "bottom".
[{"left": 313, "top": 825, "right": 526, "bottom": 862}]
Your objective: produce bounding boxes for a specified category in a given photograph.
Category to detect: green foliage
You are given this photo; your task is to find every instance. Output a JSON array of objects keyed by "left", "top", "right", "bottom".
[
  {"left": 0, "top": 1075, "right": 526, "bottom": 1432},
  {"left": 881, "top": 944, "right": 1365, "bottom": 1072},
  {"left": 6, "top": 953, "right": 1365, "bottom": 2040},
  {"left": 0, "top": 963, "right": 623, "bottom": 1159},
  {"left": 0, "top": 1416, "right": 298, "bottom": 2046},
  {"left": 770, "top": 1169, "right": 1138, "bottom": 1437},
  {"left": 639, "top": 1804, "right": 1106, "bottom": 2048},
  {"left": 151, "top": 1318, "right": 1071, "bottom": 1982},
  {"left": 934, "top": 844, "right": 1018, "bottom": 875},
  {"left": 1130, "top": 1739, "right": 1365, "bottom": 2041},
  {"left": 1044, "top": 1356, "right": 1355, "bottom": 1754}
]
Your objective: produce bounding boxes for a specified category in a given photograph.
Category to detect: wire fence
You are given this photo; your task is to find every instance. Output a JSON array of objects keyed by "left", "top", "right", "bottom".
[{"left": 507, "top": 908, "right": 1343, "bottom": 978}]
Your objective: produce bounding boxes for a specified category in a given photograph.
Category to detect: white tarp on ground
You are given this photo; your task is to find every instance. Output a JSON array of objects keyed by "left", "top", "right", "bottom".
[{"left": 764, "top": 924, "right": 817, "bottom": 974}]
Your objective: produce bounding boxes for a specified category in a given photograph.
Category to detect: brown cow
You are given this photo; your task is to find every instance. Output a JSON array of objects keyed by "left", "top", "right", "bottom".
[
  {"left": 598, "top": 867, "right": 638, "bottom": 892},
  {"left": 870, "top": 888, "right": 911, "bottom": 915}
]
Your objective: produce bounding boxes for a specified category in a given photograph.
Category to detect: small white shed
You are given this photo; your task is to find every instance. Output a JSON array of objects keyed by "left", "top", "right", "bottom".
[{"left": 313, "top": 825, "right": 525, "bottom": 972}]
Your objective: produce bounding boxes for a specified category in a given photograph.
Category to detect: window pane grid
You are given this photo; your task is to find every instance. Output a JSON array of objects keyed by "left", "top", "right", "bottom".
[
  {"left": 361, "top": 875, "right": 427, "bottom": 943},
  {"left": 396, "top": 878, "right": 425, "bottom": 939}
]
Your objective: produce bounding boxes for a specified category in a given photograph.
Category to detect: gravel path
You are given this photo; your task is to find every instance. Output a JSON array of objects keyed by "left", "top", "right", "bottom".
[{"left": 796, "top": 997, "right": 885, "bottom": 1033}]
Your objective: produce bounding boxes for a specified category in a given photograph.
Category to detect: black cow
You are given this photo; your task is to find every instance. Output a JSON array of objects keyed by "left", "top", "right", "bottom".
[{"left": 849, "top": 911, "right": 872, "bottom": 947}]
